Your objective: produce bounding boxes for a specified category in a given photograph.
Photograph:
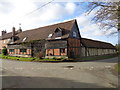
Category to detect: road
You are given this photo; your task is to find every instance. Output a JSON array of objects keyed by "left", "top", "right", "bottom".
[{"left": 0, "top": 57, "right": 119, "bottom": 88}]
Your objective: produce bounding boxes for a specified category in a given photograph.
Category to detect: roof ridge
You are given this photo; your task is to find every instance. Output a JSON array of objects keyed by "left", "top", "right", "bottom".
[
  {"left": 82, "top": 37, "right": 113, "bottom": 45},
  {"left": 12, "top": 19, "right": 75, "bottom": 43},
  {"left": 23, "top": 19, "right": 76, "bottom": 32}
]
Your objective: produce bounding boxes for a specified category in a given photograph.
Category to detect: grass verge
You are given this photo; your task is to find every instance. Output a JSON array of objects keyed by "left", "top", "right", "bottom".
[
  {"left": 115, "top": 63, "right": 120, "bottom": 74},
  {"left": 0, "top": 53, "right": 119, "bottom": 62},
  {"left": 80, "top": 53, "right": 119, "bottom": 61},
  {"left": 0, "top": 54, "right": 63, "bottom": 62}
]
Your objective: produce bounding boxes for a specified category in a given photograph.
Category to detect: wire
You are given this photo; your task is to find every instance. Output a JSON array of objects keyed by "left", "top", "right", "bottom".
[
  {"left": 24, "top": 0, "right": 54, "bottom": 16},
  {"left": 0, "top": 0, "right": 55, "bottom": 29}
]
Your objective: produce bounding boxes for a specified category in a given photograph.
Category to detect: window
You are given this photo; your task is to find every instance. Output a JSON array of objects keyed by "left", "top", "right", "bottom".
[
  {"left": 20, "top": 49, "right": 26, "bottom": 53},
  {"left": 48, "top": 34, "right": 52, "bottom": 38},
  {"left": 55, "top": 28, "right": 62, "bottom": 37},
  {"left": 73, "top": 31, "right": 77, "bottom": 37},
  {"left": 60, "top": 48, "right": 65, "bottom": 53},
  {"left": 3, "top": 40, "right": 6, "bottom": 43},
  {"left": 22, "top": 37, "right": 27, "bottom": 42},
  {"left": 8, "top": 39, "right": 11, "bottom": 42},
  {"left": 9, "top": 49, "right": 14, "bottom": 52},
  {"left": 55, "top": 32, "right": 62, "bottom": 37}
]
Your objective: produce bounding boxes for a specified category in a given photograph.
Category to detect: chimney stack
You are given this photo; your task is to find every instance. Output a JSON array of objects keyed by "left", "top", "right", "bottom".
[
  {"left": 12, "top": 27, "right": 15, "bottom": 42},
  {"left": 17, "top": 23, "right": 22, "bottom": 33},
  {"left": 12, "top": 27, "right": 15, "bottom": 36},
  {"left": 1, "top": 30, "right": 7, "bottom": 36}
]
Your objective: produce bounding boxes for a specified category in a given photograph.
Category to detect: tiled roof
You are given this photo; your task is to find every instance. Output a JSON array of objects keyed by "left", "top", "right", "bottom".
[
  {"left": 0, "top": 31, "right": 19, "bottom": 40},
  {"left": 81, "top": 38, "right": 116, "bottom": 49},
  {"left": 13, "top": 19, "right": 75, "bottom": 43}
]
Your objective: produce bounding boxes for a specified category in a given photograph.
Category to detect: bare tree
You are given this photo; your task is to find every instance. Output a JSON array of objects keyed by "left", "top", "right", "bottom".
[{"left": 85, "top": 2, "right": 120, "bottom": 33}]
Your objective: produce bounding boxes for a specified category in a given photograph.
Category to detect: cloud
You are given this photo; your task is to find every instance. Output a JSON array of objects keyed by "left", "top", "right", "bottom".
[
  {"left": 65, "top": 2, "right": 76, "bottom": 14},
  {"left": 76, "top": 10, "right": 117, "bottom": 37},
  {"left": 0, "top": 1, "right": 77, "bottom": 33},
  {"left": 26, "top": 2, "right": 77, "bottom": 23},
  {"left": 0, "top": 1, "right": 117, "bottom": 45},
  {"left": 0, "top": 0, "right": 15, "bottom": 14},
  {"left": 74, "top": 9, "right": 118, "bottom": 45}
]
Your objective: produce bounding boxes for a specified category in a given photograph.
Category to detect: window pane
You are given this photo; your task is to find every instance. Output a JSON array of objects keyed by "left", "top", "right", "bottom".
[
  {"left": 73, "top": 31, "right": 77, "bottom": 37},
  {"left": 60, "top": 48, "right": 65, "bottom": 53},
  {"left": 20, "top": 49, "right": 26, "bottom": 52},
  {"left": 9, "top": 49, "right": 14, "bottom": 52}
]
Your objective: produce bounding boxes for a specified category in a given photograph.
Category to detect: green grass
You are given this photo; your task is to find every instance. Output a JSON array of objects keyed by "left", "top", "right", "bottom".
[
  {"left": 115, "top": 63, "right": 120, "bottom": 74},
  {"left": 0, "top": 54, "right": 3, "bottom": 58},
  {"left": 80, "top": 53, "right": 119, "bottom": 61},
  {"left": 0, "top": 53, "right": 119, "bottom": 62},
  {"left": 0, "top": 54, "right": 63, "bottom": 62}
]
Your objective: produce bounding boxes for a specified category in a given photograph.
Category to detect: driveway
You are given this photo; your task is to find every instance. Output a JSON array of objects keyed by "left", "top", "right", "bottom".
[{"left": 0, "top": 57, "right": 119, "bottom": 88}]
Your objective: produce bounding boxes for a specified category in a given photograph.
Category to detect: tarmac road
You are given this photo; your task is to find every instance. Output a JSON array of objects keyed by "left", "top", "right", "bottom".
[{"left": 0, "top": 57, "right": 119, "bottom": 88}]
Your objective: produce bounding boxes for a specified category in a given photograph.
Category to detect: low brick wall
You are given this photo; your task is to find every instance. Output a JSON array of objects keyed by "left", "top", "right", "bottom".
[{"left": 9, "top": 54, "right": 31, "bottom": 57}]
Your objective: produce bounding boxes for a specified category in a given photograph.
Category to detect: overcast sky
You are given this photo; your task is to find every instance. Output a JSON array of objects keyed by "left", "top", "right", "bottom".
[{"left": 0, "top": 0, "right": 118, "bottom": 45}]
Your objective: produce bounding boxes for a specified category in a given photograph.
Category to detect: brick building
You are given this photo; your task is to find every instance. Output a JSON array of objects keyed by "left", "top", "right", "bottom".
[
  {"left": 0, "top": 27, "right": 22, "bottom": 54},
  {"left": 1, "top": 19, "right": 117, "bottom": 58}
]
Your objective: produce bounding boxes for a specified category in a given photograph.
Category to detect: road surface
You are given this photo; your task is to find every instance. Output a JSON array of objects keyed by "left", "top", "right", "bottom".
[{"left": 0, "top": 57, "right": 119, "bottom": 88}]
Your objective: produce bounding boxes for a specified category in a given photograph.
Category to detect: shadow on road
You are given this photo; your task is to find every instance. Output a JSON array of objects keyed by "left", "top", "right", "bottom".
[
  {"left": 76, "top": 57, "right": 118, "bottom": 63},
  {"left": 90, "top": 57, "right": 118, "bottom": 63},
  {"left": 2, "top": 76, "right": 103, "bottom": 88}
]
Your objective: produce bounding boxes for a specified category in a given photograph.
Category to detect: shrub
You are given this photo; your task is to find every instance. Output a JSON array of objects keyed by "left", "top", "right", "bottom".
[
  {"left": 52, "top": 57, "right": 57, "bottom": 60},
  {"left": 2, "top": 47, "right": 8, "bottom": 56},
  {"left": 36, "top": 52, "right": 44, "bottom": 59}
]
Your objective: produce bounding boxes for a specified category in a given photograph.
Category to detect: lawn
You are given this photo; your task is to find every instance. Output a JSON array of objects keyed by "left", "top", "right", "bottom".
[
  {"left": 0, "top": 54, "right": 2, "bottom": 58},
  {"left": 0, "top": 53, "right": 119, "bottom": 62},
  {"left": 80, "top": 53, "right": 118, "bottom": 61},
  {"left": 115, "top": 63, "right": 120, "bottom": 74},
  {"left": 0, "top": 54, "right": 64, "bottom": 62}
]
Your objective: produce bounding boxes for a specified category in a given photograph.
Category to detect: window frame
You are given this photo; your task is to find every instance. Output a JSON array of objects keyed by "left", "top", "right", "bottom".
[
  {"left": 9, "top": 49, "right": 14, "bottom": 52},
  {"left": 20, "top": 49, "right": 27, "bottom": 53},
  {"left": 60, "top": 48, "right": 65, "bottom": 53},
  {"left": 55, "top": 31, "right": 62, "bottom": 37},
  {"left": 73, "top": 31, "right": 77, "bottom": 37}
]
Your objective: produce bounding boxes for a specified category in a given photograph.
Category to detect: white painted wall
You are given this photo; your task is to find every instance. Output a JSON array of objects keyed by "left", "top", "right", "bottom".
[{"left": 81, "top": 47, "right": 116, "bottom": 57}]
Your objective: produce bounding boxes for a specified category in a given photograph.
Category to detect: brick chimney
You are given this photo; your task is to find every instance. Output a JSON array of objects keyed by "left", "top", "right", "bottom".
[
  {"left": 17, "top": 23, "right": 22, "bottom": 33},
  {"left": 1, "top": 30, "right": 7, "bottom": 36},
  {"left": 12, "top": 27, "right": 15, "bottom": 36},
  {"left": 17, "top": 27, "right": 22, "bottom": 33},
  {"left": 12, "top": 27, "right": 15, "bottom": 42}
]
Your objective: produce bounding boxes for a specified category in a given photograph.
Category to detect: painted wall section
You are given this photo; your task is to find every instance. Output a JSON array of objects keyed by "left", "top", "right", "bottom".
[
  {"left": 0, "top": 39, "right": 10, "bottom": 53},
  {"left": 81, "top": 47, "right": 116, "bottom": 57}
]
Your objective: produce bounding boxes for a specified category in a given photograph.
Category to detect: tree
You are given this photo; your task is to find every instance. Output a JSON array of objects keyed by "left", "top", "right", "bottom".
[
  {"left": 2, "top": 47, "right": 8, "bottom": 56},
  {"left": 115, "top": 44, "right": 120, "bottom": 54},
  {"left": 85, "top": 2, "right": 120, "bottom": 33}
]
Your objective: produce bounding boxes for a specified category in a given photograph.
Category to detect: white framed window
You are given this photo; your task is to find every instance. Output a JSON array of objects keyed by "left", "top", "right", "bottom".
[
  {"left": 55, "top": 31, "right": 62, "bottom": 37},
  {"left": 3, "top": 40, "right": 6, "bottom": 43},
  {"left": 48, "top": 34, "right": 52, "bottom": 38},
  {"left": 22, "top": 37, "right": 27, "bottom": 42},
  {"left": 73, "top": 31, "right": 77, "bottom": 37}
]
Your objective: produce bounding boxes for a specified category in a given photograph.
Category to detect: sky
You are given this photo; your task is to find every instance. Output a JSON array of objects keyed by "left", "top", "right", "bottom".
[{"left": 0, "top": 0, "right": 118, "bottom": 45}]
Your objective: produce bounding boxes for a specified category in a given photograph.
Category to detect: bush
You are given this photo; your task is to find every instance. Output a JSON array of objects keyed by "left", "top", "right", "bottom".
[
  {"left": 2, "top": 47, "right": 8, "bottom": 56},
  {"left": 52, "top": 57, "right": 66, "bottom": 61},
  {"left": 36, "top": 52, "right": 44, "bottom": 59}
]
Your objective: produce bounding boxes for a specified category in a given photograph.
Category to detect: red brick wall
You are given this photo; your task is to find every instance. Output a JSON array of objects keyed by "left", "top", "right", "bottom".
[
  {"left": 27, "top": 49, "right": 31, "bottom": 55},
  {"left": 54, "top": 49, "right": 60, "bottom": 56},
  {"left": 8, "top": 49, "right": 32, "bottom": 57},
  {"left": 46, "top": 49, "right": 54, "bottom": 56},
  {"left": 0, "top": 39, "right": 9, "bottom": 53},
  {"left": 61, "top": 48, "right": 67, "bottom": 56},
  {"left": 46, "top": 48, "right": 67, "bottom": 56}
]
